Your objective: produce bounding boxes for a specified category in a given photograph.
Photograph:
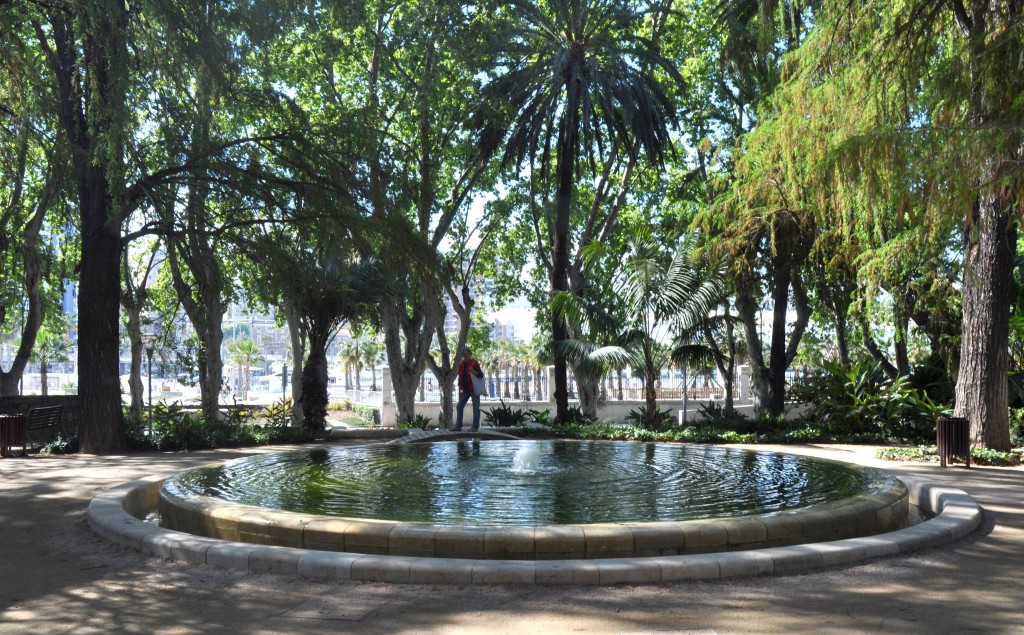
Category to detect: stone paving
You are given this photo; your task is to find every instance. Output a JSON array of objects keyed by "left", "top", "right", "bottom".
[{"left": 1, "top": 441, "right": 1021, "bottom": 634}]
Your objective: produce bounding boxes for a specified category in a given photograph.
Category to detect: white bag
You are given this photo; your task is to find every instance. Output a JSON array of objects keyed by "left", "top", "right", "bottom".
[{"left": 471, "top": 371, "right": 487, "bottom": 396}]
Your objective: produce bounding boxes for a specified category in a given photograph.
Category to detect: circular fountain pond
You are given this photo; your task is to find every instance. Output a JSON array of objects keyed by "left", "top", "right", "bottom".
[{"left": 158, "top": 440, "right": 908, "bottom": 560}]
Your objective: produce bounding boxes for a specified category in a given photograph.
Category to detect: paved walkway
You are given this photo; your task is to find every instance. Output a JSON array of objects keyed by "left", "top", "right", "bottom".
[{"left": 1, "top": 442, "right": 1021, "bottom": 634}]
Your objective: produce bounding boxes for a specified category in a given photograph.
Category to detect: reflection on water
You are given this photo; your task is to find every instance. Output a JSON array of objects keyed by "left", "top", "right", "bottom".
[{"left": 164, "top": 440, "right": 898, "bottom": 526}]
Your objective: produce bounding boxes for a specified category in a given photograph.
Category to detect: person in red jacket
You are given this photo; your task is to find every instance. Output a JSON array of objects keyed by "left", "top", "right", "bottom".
[{"left": 454, "top": 347, "right": 485, "bottom": 431}]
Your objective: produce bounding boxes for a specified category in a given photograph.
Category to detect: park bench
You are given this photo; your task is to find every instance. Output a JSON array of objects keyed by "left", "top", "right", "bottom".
[{"left": 26, "top": 405, "right": 66, "bottom": 448}]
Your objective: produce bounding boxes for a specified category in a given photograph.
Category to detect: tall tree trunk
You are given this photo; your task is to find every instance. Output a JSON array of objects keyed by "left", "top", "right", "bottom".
[
  {"left": 551, "top": 100, "right": 579, "bottom": 423},
  {"left": 167, "top": 240, "right": 225, "bottom": 423},
  {"left": 77, "top": 189, "right": 126, "bottom": 452},
  {"left": 34, "top": 3, "right": 133, "bottom": 452},
  {"left": 381, "top": 277, "right": 443, "bottom": 422},
  {"left": 301, "top": 348, "right": 328, "bottom": 433},
  {"left": 0, "top": 172, "right": 51, "bottom": 397},
  {"left": 644, "top": 354, "right": 658, "bottom": 423},
  {"left": 124, "top": 308, "right": 145, "bottom": 420},
  {"left": 954, "top": 189, "right": 1015, "bottom": 450},
  {"left": 951, "top": 9, "right": 1017, "bottom": 451},
  {"left": 735, "top": 245, "right": 811, "bottom": 418},
  {"left": 282, "top": 300, "right": 305, "bottom": 426},
  {"left": 44, "top": 1, "right": 132, "bottom": 454}
]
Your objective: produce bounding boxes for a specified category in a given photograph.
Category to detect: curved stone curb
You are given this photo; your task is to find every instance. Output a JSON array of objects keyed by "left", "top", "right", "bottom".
[{"left": 88, "top": 472, "right": 982, "bottom": 585}]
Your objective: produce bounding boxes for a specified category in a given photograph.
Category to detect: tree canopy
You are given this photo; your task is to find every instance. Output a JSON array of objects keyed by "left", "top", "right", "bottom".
[{"left": 1, "top": 0, "right": 1020, "bottom": 452}]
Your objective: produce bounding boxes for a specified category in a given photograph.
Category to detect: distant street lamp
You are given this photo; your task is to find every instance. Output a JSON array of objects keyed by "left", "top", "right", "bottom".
[{"left": 140, "top": 332, "right": 158, "bottom": 437}]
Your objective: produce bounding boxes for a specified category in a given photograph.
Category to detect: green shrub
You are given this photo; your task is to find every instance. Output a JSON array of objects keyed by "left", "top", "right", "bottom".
[
  {"left": 559, "top": 406, "right": 596, "bottom": 426},
  {"left": 625, "top": 404, "right": 676, "bottom": 431},
  {"left": 398, "top": 414, "right": 434, "bottom": 430},
  {"left": 1010, "top": 408, "right": 1024, "bottom": 447},
  {"left": 790, "top": 359, "right": 948, "bottom": 441},
  {"left": 350, "top": 404, "right": 379, "bottom": 424},
  {"left": 484, "top": 400, "right": 530, "bottom": 427},
  {"left": 876, "top": 445, "right": 936, "bottom": 462},
  {"left": 694, "top": 402, "right": 748, "bottom": 429},
  {"left": 261, "top": 398, "right": 293, "bottom": 427},
  {"left": 325, "top": 399, "right": 355, "bottom": 412},
  {"left": 876, "top": 445, "right": 1021, "bottom": 466},
  {"left": 40, "top": 434, "right": 77, "bottom": 455},
  {"left": 128, "top": 413, "right": 313, "bottom": 452},
  {"left": 526, "top": 408, "right": 553, "bottom": 425}
]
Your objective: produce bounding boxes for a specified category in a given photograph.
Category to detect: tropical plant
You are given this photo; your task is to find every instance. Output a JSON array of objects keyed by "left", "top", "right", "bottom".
[
  {"left": 484, "top": 400, "right": 530, "bottom": 427},
  {"left": 694, "top": 401, "right": 749, "bottom": 430},
  {"left": 625, "top": 404, "right": 676, "bottom": 432},
  {"left": 247, "top": 225, "right": 383, "bottom": 434},
  {"left": 260, "top": 398, "right": 293, "bottom": 428},
  {"left": 480, "top": 0, "right": 683, "bottom": 422},
  {"left": 526, "top": 408, "right": 553, "bottom": 426},
  {"left": 790, "top": 359, "right": 947, "bottom": 439},
  {"left": 398, "top": 414, "right": 434, "bottom": 430},
  {"left": 554, "top": 230, "right": 726, "bottom": 428}
]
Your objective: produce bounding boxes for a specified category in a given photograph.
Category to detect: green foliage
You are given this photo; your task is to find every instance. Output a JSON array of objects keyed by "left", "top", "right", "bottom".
[
  {"left": 39, "top": 435, "right": 78, "bottom": 455},
  {"left": 350, "top": 404, "right": 379, "bottom": 425},
  {"left": 1010, "top": 408, "right": 1024, "bottom": 447},
  {"left": 966, "top": 447, "right": 1021, "bottom": 467},
  {"left": 562, "top": 406, "right": 597, "bottom": 426},
  {"left": 790, "top": 359, "right": 945, "bottom": 440},
  {"left": 128, "top": 401, "right": 313, "bottom": 452},
  {"left": 398, "top": 414, "right": 434, "bottom": 430},
  {"left": 625, "top": 405, "right": 676, "bottom": 431},
  {"left": 545, "top": 419, "right": 890, "bottom": 446},
  {"left": 526, "top": 408, "right": 553, "bottom": 426},
  {"left": 260, "top": 398, "right": 293, "bottom": 427},
  {"left": 876, "top": 445, "right": 1021, "bottom": 467},
  {"left": 484, "top": 400, "right": 530, "bottom": 427},
  {"left": 875, "top": 446, "right": 936, "bottom": 462},
  {"left": 694, "top": 402, "right": 749, "bottom": 428}
]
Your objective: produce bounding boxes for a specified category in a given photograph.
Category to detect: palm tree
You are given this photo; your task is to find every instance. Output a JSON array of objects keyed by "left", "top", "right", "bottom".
[
  {"left": 226, "top": 339, "right": 265, "bottom": 401},
  {"left": 555, "top": 230, "right": 727, "bottom": 427},
  {"left": 480, "top": 0, "right": 682, "bottom": 422},
  {"left": 337, "top": 338, "right": 362, "bottom": 390},
  {"left": 528, "top": 335, "right": 553, "bottom": 402},
  {"left": 361, "top": 337, "right": 385, "bottom": 392},
  {"left": 488, "top": 339, "right": 518, "bottom": 399},
  {"left": 30, "top": 329, "right": 73, "bottom": 397}
]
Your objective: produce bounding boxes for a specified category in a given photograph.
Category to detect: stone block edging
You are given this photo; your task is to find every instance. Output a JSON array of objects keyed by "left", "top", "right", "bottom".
[{"left": 88, "top": 472, "right": 981, "bottom": 585}]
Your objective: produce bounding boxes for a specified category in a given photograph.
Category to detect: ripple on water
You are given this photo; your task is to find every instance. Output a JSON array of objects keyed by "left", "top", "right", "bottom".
[{"left": 162, "top": 440, "right": 899, "bottom": 526}]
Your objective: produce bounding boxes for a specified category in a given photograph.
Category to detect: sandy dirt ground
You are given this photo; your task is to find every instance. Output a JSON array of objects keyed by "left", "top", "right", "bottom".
[{"left": 0, "top": 442, "right": 1021, "bottom": 635}]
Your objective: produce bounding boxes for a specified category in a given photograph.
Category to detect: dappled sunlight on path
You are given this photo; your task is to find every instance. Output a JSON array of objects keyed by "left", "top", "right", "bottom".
[{"left": 1, "top": 442, "right": 1021, "bottom": 634}]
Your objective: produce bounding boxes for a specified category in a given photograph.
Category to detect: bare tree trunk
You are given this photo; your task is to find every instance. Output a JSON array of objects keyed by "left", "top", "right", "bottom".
[
  {"left": 0, "top": 170, "right": 51, "bottom": 397},
  {"left": 168, "top": 241, "right": 225, "bottom": 423},
  {"left": 576, "top": 373, "right": 600, "bottom": 418},
  {"left": 734, "top": 251, "right": 811, "bottom": 418},
  {"left": 282, "top": 301, "right": 306, "bottom": 426},
  {"left": 955, "top": 187, "right": 1015, "bottom": 450},
  {"left": 381, "top": 278, "right": 443, "bottom": 422},
  {"left": 76, "top": 193, "right": 125, "bottom": 452},
  {"left": 124, "top": 308, "right": 145, "bottom": 420},
  {"left": 301, "top": 349, "right": 328, "bottom": 433}
]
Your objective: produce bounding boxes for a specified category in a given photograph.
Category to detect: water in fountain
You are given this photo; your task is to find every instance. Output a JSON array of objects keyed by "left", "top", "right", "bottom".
[
  {"left": 511, "top": 444, "right": 540, "bottom": 472},
  {"left": 165, "top": 441, "right": 898, "bottom": 525}
]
